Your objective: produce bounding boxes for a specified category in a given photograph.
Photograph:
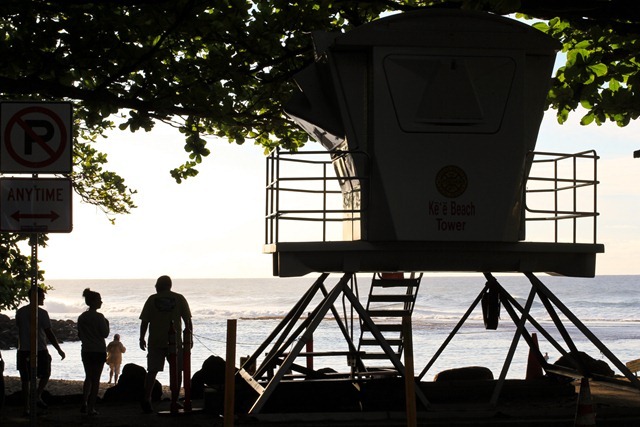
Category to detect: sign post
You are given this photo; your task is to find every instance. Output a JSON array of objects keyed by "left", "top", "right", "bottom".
[{"left": 29, "top": 237, "right": 38, "bottom": 421}]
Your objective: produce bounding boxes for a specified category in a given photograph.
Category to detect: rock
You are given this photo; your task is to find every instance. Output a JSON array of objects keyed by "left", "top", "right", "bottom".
[
  {"left": 191, "top": 355, "right": 226, "bottom": 399},
  {"left": 0, "top": 314, "right": 79, "bottom": 350},
  {"left": 102, "top": 363, "right": 163, "bottom": 403},
  {"left": 434, "top": 366, "right": 494, "bottom": 382},
  {"left": 0, "top": 313, "right": 15, "bottom": 350},
  {"left": 553, "top": 351, "right": 615, "bottom": 377},
  {"left": 50, "top": 319, "right": 79, "bottom": 343},
  {"left": 190, "top": 355, "right": 257, "bottom": 415}
]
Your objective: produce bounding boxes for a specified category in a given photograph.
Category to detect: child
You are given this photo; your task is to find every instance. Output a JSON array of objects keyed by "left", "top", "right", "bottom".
[{"left": 106, "top": 334, "right": 126, "bottom": 384}]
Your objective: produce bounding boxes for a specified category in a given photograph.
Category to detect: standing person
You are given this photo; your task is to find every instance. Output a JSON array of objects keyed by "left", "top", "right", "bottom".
[
  {"left": 15, "top": 287, "right": 66, "bottom": 415},
  {"left": 139, "top": 275, "right": 192, "bottom": 413},
  {"left": 77, "top": 288, "right": 109, "bottom": 416},
  {"left": 106, "top": 333, "right": 126, "bottom": 384}
]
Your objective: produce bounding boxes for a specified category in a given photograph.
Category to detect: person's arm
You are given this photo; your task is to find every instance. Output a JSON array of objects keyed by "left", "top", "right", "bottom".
[
  {"left": 139, "top": 320, "right": 149, "bottom": 351},
  {"left": 183, "top": 317, "right": 193, "bottom": 331},
  {"left": 44, "top": 328, "right": 65, "bottom": 360},
  {"left": 101, "top": 315, "right": 110, "bottom": 338},
  {"left": 181, "top": 295, "right": 193, "bottom": 347},
  {"left": 183, "top": 316, "right": 193, "bottom": 349}
]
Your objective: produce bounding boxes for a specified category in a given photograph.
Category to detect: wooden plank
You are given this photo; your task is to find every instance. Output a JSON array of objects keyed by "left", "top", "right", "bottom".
[
  {"left": 360, "top": 338, "right": 403, "bottom": 346},
  {"left": 224, "top": 319, "right": 237, "bottom": 427},
  {"left": 362, "top": 324, "right": 403, "bottom": 332},
  {"left": 367, "top": 309, "right": 411, "bottom": 317},
  {"left": 239, "top": 368, "right": 265, "bottom": 394},
  {"left": 361, "top": 352, "right": 401, "bottom": 359},
  {"left": 372, "top": 278, "right": 420, "bottom": 288}
]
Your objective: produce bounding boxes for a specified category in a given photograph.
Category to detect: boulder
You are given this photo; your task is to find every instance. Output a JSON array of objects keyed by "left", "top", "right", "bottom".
[
  {"left": 102, "top": 363, "right": 163, "bottom": 403},
  {"left": 434, "top": 366, "right": 494, "bottom": 382},
  {"left": 0, "top": 314, "right": 16, "bottom": 350},
  {"left": 553, "top": 351, "right": 615, "bottom": 377},
  {"left": 0, "top": 313, "right": 79, "bottom": 350},
  {"left": 191, "top": 355, "right": 226, "bottom": 399},
  {"left": 190, "top": 355, "right": 257, "bottom": 415}
]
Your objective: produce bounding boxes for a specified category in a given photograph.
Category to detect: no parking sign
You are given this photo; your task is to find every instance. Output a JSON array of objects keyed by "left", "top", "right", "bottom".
[{"left": 0, "top": 102, "right": 72, "bottom": 173}]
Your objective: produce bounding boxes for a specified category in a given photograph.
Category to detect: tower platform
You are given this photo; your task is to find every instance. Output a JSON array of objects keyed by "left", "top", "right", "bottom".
[{"left": 266, "top": 241, "right": 604, "bottom": 278}]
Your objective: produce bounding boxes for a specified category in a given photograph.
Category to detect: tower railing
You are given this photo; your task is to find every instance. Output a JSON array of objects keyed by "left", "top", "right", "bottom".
[
  {"left": 265, "top": 148, "right": 367, "bottom": 246},
  {"left": 524, "top": 150, "right": 599, "bottom": 244},
  {"left": 265, "top": 148, "right": 600, "bottom": 246}
]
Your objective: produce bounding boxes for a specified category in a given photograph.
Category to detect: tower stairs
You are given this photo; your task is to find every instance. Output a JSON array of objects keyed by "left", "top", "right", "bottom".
[{"left": 357, "top": 273, "right": 422, "bottom": 368}]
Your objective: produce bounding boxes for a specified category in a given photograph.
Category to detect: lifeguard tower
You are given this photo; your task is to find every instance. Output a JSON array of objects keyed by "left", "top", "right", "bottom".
[{"left": 238, "top": 9, "right": 640, "bottom": 417}]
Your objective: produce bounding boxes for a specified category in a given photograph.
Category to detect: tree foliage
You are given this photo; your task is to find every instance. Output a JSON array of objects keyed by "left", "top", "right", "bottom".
[
  {"left": 0, "top": 234, "right": 39, "bottom": 311},
  {"left": 1, "top": 0, "right": 637, "bottom": 308}
]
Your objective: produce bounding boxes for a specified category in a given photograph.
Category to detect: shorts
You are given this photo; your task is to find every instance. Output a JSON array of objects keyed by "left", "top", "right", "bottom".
[
  {"left": 147, "top": 347, "right": 183, "bottom": 373},
  {"left": 82, "top": 351, "right": 107, "bottom": 371},
  {"left": 17, "top": 350, "right": 51, "bottom": 381},
  {"left": 108, "top": 361, "right": 122, "bottom": 376}
]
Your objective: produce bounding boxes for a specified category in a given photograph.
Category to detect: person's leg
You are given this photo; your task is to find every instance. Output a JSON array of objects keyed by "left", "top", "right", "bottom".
[
  {"left": 36, "top": 376, "right": 49, "bottom": 407},
  {"left": 81, "top": 353, "right": 90, "bottom": 412},
  {"left": 20, "top": 380, "right": 29, "bottom": 414},
  {"left": 36, "top": 351, "right": 51, "bottom": 407},
  {"left": 108, "top": 364, "right": 113, "bottom": 384},
  {"left": 114, "top": 363, "right": 121, "bottom": 384},
  {"left": 172, "top": 350, "right": 184, "bottom": 405},
  {"left": 17, "top": 351, "right": 30, "bottom": 413},
  {"left": 87, "top": 355, "right": 104, "bottom": 415},
  {"left": 142, "top": 369, "right": 158, "bottom": 413},
  {"left": 81, "top": 378, "right": 90, "bottom": 411},
  {"left": 142, "top": 347, "right": 164, "bottom": 413}
]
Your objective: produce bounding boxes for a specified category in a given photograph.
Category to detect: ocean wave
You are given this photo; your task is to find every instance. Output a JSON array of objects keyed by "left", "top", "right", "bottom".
[
  {"left": 37, "top": 299, "right": 84, "bottom": 316},
  {"left": 239, "top": 315, "right": 287, "bottom": 321}
]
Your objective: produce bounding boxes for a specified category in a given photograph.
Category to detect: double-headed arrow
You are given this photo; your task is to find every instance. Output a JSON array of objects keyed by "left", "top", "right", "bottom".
[{"left": 11, "top": 210, "right": 60, "bottom": 222}]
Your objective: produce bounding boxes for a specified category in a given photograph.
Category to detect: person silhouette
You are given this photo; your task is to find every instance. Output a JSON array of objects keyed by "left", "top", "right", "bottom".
[
  {"left": 15, "top": 287, "right": 66, "bottom": 415},
  {"left": 139, "top": 275, "right": 192, "bottom": 414},
  {"left": 106, "top": 334, "right": 126, "bottom": 384},
  {"left": 78, "top": 288, "right": 109, "bottom": 416}
]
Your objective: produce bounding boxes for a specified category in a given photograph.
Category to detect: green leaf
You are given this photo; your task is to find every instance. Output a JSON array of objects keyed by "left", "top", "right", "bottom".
[
  {"left": 609, "top": 78, "right": 621, "bottom": 91},
  {"left": 587, "top": 63, "right": 608, "bottom": 77},
  {"left": 580, "top": 113, "right": 595, "bottom": 125}
]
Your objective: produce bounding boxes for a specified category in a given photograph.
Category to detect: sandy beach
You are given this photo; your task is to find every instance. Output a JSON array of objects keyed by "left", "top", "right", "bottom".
[
  {"left": 3, "top": 375, "right": 640, "bottom": 426},
  {"left": 1, "top": 376, "right": 220, "bottom": 427}
]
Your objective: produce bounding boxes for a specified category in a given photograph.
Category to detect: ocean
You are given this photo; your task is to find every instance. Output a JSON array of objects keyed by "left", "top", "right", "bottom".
[{"left": 1, "top": 274, "right": 639, "bottom": 386}]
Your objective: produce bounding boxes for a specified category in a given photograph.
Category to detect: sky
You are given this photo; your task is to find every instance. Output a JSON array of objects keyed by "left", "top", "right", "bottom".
[
  {"left": 34, "top": 124, "right": 271, "bottom": 279},
  {"left": 26, "top": 107, "right": 640, "bottom": 281}
]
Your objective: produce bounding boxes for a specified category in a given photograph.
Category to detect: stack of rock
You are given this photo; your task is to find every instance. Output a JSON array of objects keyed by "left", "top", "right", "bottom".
[{"left": 0, "top": 313, "right": 79, "bottom": 350}]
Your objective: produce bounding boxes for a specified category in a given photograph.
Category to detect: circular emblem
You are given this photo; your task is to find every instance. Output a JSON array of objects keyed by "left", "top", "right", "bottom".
[{"left": 435, "top": 165, "right": 468, "bottom": 198}]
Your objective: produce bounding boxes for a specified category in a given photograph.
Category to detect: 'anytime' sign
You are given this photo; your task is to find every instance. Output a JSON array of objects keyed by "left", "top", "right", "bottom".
[{"left": 0, "top": 178, "right": 73, "bottom": 232}]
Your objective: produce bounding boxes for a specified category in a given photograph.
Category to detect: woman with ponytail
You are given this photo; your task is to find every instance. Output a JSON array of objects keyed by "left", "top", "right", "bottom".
[{"left": 77, "top": 288, "right": 109, "bottom": 416}]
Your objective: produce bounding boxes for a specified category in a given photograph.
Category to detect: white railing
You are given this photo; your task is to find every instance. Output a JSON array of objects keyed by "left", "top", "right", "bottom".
[
  {"left": 265, "top": 149, "right": 600, "bottom": 245},
  {"left": 524, "top": 150, "right": 599, "bottom": 244},
  {"left": 265, "top": 149, "right": 366, "bottom": 245}
]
